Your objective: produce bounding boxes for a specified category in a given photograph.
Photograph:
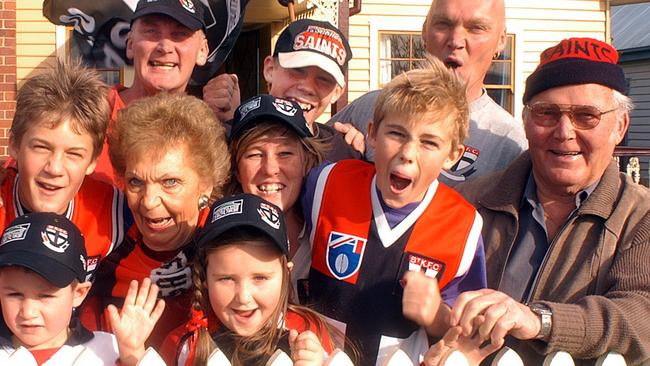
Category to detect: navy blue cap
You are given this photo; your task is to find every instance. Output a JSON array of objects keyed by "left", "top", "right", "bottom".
[
  {"left": 0, "top": 213, "right": 87, "bottom": 288},
  {"left": 197, "top": 193, "right": 289, "bottom": 256},
  {"left": 133, "top": 0, "right": 206, "bottom": 32},
  {"left": 230, "top": 94, "right": 313, "bottom": 141}
]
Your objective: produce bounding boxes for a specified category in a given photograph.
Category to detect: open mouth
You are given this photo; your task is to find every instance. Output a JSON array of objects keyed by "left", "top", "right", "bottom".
[
  {"left": 445, "top": 60, "right": 461, "bottom": 69},
  {"left": 233, "top": 309, "right": 256, "bottom": 319},
  {"left": 287, "top": 98, "right": 315, "bottom": 113},
  {"left": 390, "top": 173, "right": 412, "bottom": 192},
  {"left": 144, "top": 216, "right": 173, "bottom": 230},
  {"left": 258, "top": 183, "right": 285, "bottom": 194},
  {"left": 550, "top": 150, "right": 581, "bottom": 157},
  {"left": 36, "top": 181, "right": 62, "bottom": 193},
  {"left": 149, "top": 61, "right": 176, "bottom": 69},
  {"left": 444, "top": 56, "right": 463, "bottom": 70}
]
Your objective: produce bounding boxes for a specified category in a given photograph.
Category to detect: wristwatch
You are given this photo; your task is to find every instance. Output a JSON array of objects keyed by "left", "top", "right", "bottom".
[{"left": 528, "top": 303, "right": 552, "bottom": 340}]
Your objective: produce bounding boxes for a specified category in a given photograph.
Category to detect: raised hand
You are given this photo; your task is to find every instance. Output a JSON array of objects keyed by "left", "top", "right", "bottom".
[
  {"left": 332, "top": 122, "right": 366, "bottom": 155},
  {"left": 108, "top": 278, "right": 166, "bottom": 366},
  {"left": 289, "top": 329, "right": 325, "bottom": 366},
  {"left": 203, "top": 73, "right": 241, "bottom": 123},
  {"left": 401, "top": 270, "right": 447, "bottom": 336}
]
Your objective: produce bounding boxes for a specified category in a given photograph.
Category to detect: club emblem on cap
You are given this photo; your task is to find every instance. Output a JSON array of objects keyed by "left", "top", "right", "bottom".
[
  {"left": 272, "top": 99, "right": 298, "bottom": 117},
  {"left": 179, "top": 0, "right": 196, "bottom": 13},
  {"left": 41, "top": 225, "right": 70, "bottom": 253},
  {"left": 293, "top": 26, "right": 347, "bottom": 66},
  {"left": 1, "top": 223, "right": 30, "bottom": 246},
  {"left": 238, "top": 97, "right": 261, "bottom": 119},
  {"left": 212, "top": 199, "right": 243, "bottom": 223},
  {"left": 258, "top": 202, "right": 280, "bottom": 230}
]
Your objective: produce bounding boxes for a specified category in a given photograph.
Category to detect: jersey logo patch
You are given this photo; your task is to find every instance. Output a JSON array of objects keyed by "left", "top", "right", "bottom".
[
  {"left": 407, "top": 253, "right": 445, "bottom": 280},
  {"left": 326, "top": 231, "right": 367, "bottom": 281}
]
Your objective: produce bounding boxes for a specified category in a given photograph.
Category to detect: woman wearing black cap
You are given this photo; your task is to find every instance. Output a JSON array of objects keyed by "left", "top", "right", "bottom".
[{"left": 226, "top": 94, "right": 327, "bottom": 303}]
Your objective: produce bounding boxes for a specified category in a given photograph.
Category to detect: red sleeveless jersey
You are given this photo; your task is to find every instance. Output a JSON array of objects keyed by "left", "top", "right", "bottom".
[{"left": 0, "top": 169, "right": 127, "bottom": 280}]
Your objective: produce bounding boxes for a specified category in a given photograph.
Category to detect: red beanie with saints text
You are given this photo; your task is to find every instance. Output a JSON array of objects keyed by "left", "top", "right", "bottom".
[{"left": 523, "top": 37, "right": 626, "bottom": 103}]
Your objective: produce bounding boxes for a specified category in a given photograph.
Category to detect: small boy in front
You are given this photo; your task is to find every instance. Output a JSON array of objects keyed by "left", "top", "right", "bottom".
[
  {"left": 303, "top": 57, "right": 487, "bottom": 365},
  {"left": 2, "top": 61, "right": 129, "bottom": 280},
  {"left": 0, "top": 213, "right": 163, "bottom": 365}
]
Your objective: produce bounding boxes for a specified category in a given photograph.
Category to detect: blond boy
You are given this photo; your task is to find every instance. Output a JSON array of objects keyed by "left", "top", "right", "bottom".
[
  {"left": 3, "top": 61, "right": 128, "bottom": 280},
  {"left": 302, "top": 57, "right": 487, "bottom": 365}
]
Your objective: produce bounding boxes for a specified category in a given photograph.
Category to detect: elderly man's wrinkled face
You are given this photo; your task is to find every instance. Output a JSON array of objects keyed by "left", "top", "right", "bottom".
[
  {"left": 422, "top": 0, "right": 506, "bottom": 101},
  {"left": 127, "top": 15, "right": 208, "bottom": 96},
  {"left": 524, "top": 84, "right": 629, "bottom": 195}
]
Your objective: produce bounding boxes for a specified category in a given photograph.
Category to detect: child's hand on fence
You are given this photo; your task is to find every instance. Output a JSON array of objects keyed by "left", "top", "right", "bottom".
[{"left": 424, "top": 321, "right": 501, "bottom": 366}]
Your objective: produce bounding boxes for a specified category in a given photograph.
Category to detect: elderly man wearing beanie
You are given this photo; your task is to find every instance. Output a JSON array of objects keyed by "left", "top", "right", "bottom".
[{"left": 446, "top": 38, "right": 650, "bottom": 365}]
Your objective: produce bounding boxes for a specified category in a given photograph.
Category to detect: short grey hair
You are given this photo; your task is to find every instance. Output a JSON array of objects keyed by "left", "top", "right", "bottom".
[{"left": 613, "top": 90, "right": 634, "bottom": 113}]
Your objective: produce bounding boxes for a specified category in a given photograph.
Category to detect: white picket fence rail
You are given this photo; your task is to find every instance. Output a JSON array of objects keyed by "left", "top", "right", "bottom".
[{"left": 196, "top": 345, "right": 649, "bottom": 366}]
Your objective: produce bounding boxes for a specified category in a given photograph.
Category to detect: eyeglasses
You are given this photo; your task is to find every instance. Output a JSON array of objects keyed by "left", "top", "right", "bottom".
[{"left": 525, "top": 103, "right": 618, "bottom": 130}]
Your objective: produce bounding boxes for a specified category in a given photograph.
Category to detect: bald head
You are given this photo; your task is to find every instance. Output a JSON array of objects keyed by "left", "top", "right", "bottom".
[{"left": 422, "top": 0, "right": 507, "bottom": 101}]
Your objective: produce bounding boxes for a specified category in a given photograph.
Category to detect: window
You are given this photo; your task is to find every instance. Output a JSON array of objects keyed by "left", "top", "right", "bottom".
[
  {"left": 378, "top": 32, "right": 426, "bottom": 87},
  {"left": 67, "top": 28, "right": 122, "bottom": 85},
  {"left": 485, "top": 35, "right": 515, "bottom": 114},
  {"left": 377, "top": 32, "right": 515, "bottom": 113}
]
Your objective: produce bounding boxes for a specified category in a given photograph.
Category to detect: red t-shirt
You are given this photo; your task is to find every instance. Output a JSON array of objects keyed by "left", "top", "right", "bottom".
[{"left": 30, "top": 348, "right": 60, "bottom": 365}]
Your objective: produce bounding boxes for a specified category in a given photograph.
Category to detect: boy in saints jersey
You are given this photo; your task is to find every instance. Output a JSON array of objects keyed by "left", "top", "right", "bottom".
[{"left": 303, "top": 57, "right": 487, "bottom": 365}]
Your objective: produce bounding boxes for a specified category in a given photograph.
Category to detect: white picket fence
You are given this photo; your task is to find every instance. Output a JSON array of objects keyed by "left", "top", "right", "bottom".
[
  {"left": 387, "top": 347, "right": 636, "bottom": 366},
  {"left": 197, "top": 346, "right": 645, "bottom": 366}
]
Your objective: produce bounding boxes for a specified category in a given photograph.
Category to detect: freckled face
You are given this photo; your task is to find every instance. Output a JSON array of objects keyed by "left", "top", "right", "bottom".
[{"left": 369, "top": 113, "right": 462, "bottom": 208}]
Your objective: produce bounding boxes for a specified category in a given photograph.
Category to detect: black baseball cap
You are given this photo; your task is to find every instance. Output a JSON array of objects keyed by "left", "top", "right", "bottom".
[
  {"left": 229, "top": 94, "right": 313, "bottom": 141},
  {"left": 0, "top": 213, "right": 87, "bottom": 288},
  {"left": 133, "top": 0, "right": 206, "bottom": 32},
  {"left": 274, "top": 19, "right": 352, "bottom": 87},
  {"left": 197, "top": 193, "right": 289, "bottom": 256}
]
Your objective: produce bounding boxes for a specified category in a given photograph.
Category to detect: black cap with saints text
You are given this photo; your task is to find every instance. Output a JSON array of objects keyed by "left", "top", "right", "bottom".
[
  {"left": 133, "top": 0, "right": 206, "bottom": 32},
  {"left": 0, "top": 212, "right": 87, "bottom": 288},
  {"left": 197, "top": 193, "right": 289, "bottom": 256},
  {"left": 273, "top": 19, "right": 352, "bottom": 87},
  {"left": 229, "top": 94, "right": 313, "bottom": 141}
]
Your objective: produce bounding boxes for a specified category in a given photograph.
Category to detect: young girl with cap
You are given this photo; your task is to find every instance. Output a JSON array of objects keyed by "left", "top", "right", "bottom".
[{"left": 158, "top": 193, "right": 347, "bottom": 366}]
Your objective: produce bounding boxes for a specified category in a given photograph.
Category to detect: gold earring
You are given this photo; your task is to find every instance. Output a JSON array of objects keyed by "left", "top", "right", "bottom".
[{"left": 198, "top": 195, "right": 209, "bottom": 210}]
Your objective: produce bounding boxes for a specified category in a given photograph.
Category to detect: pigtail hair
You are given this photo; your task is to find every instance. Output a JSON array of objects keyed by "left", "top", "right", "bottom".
[{"left": 190, "top": 255, "right": 216, "bottom": 366}]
